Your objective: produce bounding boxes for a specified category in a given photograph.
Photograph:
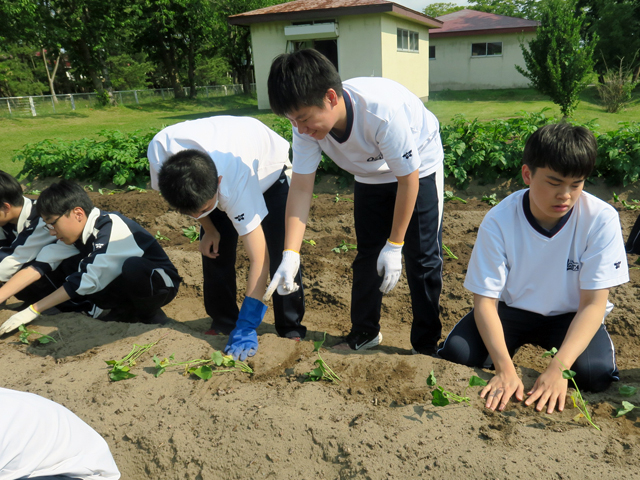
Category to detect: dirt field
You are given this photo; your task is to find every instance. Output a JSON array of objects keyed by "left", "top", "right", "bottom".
[{"left": 1, "top": 180, "right": 640, "bottom": 479}]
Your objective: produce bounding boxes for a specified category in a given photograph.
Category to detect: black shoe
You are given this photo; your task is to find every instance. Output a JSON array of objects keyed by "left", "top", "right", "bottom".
[
  {"left": 411, "top": 344, "right": 441, "bottom": 358},
  {"left": 338, "top": 331, "right": 382, "bottom": 351},
  {"left": 138, "top": 309, "right": 170, "bottom": 325}
]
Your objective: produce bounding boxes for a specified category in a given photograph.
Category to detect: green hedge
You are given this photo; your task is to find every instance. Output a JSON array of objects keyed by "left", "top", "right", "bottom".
[{"left": 12, "top": 112, "right": 640, "bottom": 188}]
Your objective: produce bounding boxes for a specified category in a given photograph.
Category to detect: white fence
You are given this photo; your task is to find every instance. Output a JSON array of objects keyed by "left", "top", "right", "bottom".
[{"left": 0, "top": 84, "right": 255, "bottom": 117}]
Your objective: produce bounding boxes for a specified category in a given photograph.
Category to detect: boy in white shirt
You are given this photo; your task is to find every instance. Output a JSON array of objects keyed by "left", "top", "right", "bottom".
[
  {"left": 148, "top": 116, "right": 306, "bottom": 361},
  {"left": 438, "top": 123, "right": 629, "bottom": 413},
  {"left": 266, "top": 49, "right": 444, "bottom": 354}
]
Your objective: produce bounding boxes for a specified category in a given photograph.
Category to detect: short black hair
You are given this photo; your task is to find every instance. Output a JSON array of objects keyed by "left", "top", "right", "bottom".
[
  {"left": 37, "top": 180, "right": 94, "bottom": 218},
  {"left": 523, "top": 123, "right": 597, "bottom": 179},
  {"left": 268, "top": 49, "right": 343, "bottom": 116},
  {"left": 0, "top": 171, "right": 24, "bottom": 207},
  {"left": 157, "top": 149, "right": 218, "bottom": 213}
]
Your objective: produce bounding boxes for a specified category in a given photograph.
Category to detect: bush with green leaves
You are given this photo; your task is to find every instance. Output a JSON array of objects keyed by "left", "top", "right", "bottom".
[{"left": 14, "top": 128, "right": 158, "bottom": 186}]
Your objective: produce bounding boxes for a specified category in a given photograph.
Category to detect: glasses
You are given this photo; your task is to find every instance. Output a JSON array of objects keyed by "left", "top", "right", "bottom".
[{"left": 43, "top": 211, "right": 69, "bottom": 231}]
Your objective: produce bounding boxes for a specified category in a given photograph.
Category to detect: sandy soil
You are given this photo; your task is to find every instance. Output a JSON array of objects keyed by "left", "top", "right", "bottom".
[{"left": 1, "top": 180, "right": 640, "bottom": 479}]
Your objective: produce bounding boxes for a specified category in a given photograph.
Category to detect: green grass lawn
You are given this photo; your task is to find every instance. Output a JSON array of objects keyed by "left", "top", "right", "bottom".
[{"left": 1, "top": 86, "right": 638, "bottom": 177}]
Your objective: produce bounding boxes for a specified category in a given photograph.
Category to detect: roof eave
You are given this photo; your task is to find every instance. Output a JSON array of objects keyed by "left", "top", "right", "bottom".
[
  {"left": 430, "top": 25, "right": 537, "bottom": 38},
  {"left": 229, "top": 4, "right": 443, "bottom": 28}
]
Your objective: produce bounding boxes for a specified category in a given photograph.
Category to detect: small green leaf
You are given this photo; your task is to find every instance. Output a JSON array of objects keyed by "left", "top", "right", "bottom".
[
  {"left": 542, "top": 347, "right": 558, "bottom": 358},
  {"left": 154, "top": 367, "right": 166, "bottom": 378},
  {"left": 191, "top": 365, "right": 213, "bottom": 380},
  {"left": 211, "top": 350, "right": 224, "bottom": 366},
  {"left": 562, "top": 369, "right": 576, "bottom": 380},
  {"left": 615, "top": 401, "right": 636, "bottom": 418},
  {"left": 469, "top": 375, "right": 488, "bottom": 387},
  {"left": 432, "top": 388, "right": 450, "bottom": 407},
  {"left": 105, "top": 360, "right": 118, "bottom": 365},
  {"left": 619, "top": 385, "right": 637, "bottom": 397},
  {"left": 426, "top": 370, "right": 437, "bottom": 387}
]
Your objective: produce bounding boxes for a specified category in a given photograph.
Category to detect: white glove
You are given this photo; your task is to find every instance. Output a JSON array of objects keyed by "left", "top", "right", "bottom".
[
  {"left": 264, "top": 250, "right": 300, "bottom": 301},
  {"left": 377, "top": 240, "right": 403, "bottom": 294},
  {"left": 0, "top": 305, "right": 40, "bottom": 335}
]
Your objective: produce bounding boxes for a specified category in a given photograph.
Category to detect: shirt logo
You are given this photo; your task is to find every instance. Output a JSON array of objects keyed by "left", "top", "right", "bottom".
[
  {"left": 566, "top": 260, "right": 580, "bottom": 271},
  {"left": 614, "top": 261, "right": 621, "bottom": 269},
  {"left": 367, "top": 152, "right": 383, "bottom": 162},
  {"left": 234, "top": 213, "right": 245, "bottom": 222},
  {"left": 402, "top": 150, "right": 413, "bottom": 160},
  {"left": 94, "top": 243, "right": 105, "bottom": 249}
]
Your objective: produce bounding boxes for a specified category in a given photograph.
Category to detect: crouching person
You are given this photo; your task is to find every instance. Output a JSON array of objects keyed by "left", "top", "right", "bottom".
[
  {"left": 438, "top": 124, "right": 629, "bottom": 414},
  {"left": 0, "top": 180, "right": 181, "bottom": 336}
]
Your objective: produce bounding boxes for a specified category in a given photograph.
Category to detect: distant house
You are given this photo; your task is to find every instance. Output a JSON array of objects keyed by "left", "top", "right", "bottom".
[
  {"left": 429, "top": 9, "right": 538, "bottom": 91},
  {"left": 228, "top": 0, "right": 442, "bottom": 110}
]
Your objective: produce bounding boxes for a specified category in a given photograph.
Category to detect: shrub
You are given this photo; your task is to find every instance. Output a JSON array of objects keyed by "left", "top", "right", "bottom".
[{"left": 597, "top": 58, "right": 640, "bottom": 113}]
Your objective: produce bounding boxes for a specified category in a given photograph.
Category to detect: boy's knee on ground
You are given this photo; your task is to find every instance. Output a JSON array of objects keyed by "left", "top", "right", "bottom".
[{"left": 438, "top": 336, "right": 483, "bottom": 367}]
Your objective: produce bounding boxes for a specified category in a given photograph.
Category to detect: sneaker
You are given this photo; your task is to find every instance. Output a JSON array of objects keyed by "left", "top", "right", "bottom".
[
  {"left": 411, "top": 345, "right": 440, "bottom": 358},
  {"left": 339, "top": 331, "right": 382, "bottom": 351},
  {"left": 204, "top": 329, "right": 223, "bottom": 336}
]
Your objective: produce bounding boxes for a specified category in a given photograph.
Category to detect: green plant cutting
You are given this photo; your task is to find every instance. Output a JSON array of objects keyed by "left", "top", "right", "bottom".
[
  {"left": 332, "top": 240, "right": 357, "bottom": 253},
  {"left": 612, "top": 192, "right": 640, "bottom": 210},
  {"left": 304, "top": 332, "right": 341, "bottom": 383},
  {"left": 427, "top": 370, "right": 487, "bottom": 406},
  {"left": 153, "top": 350, "right": 252, "bottom": 379},
  {"left": 18, "top": 324, "right": 56, "bottom": 345},
  {"left": 614, "top": 385, "right": 638, "bottom": 418},
  {"left": 443, "top": 191, "right": 467, "bottom": 203},
  {"left": 481, "top": 194, "right": 499, "bottom": 206},
  {"left": 106, "top": 338, "right": 162, "bottom": 381},
  {"left": 542, "top": 347, "right": 600, "bottom": 430},
  {"left": 302, "top": 239, "right": 316, "bottom": 246},
  {"left": 182, "top": 225, "right": 200, "bottom": 243},
  {"left": 442, "top": 244, "right": 458, "bottom": 260},
  {"left": 155, "top": 231, "right": 170, "bottom": 241}
]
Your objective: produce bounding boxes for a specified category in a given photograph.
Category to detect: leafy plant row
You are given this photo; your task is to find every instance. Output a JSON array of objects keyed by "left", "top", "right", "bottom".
[{"left": 13, "top": 112, "right": 640, "bottom": 188}]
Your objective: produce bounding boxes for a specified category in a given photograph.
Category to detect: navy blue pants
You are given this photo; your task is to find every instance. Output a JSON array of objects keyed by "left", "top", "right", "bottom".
[
  {"left": 438, "top": 302, "right": 619, "bottom": 392},
  {"left": 351, "top": 171, "right": 443, "bottom": 352},
  {"left": 202, "top": 169, "right": 306, "bottom": 338}
]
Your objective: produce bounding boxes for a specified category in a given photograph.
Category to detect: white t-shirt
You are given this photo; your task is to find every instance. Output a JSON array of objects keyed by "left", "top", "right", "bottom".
[
  {"left": 148, "top": 116, "right": 291, "bottom": 236},
  {"left": 291, "top": 77, "right": 444, "bottom": 184},
  {"left": 0, "top": 388, "right": 120, "bottom": 480},
  {"left": 464, "top": 189, "right": 629, "bottom": 317}
]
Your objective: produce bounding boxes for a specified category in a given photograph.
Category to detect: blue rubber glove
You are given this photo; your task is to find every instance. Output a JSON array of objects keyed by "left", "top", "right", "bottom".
[{"left": 224, "top": 297, "right": 268, "bottom": 361}]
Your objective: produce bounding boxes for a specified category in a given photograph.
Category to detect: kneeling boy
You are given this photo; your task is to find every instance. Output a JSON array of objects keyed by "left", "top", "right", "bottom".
[
  {"left": 147, "top": 116, "right": 306, "bottom": 361},
  {"left": 439, "top": 123, "right": 628, "bottom": 413},
  {"left": 0, "top": 181, "right": 181, "bottom": 335}
]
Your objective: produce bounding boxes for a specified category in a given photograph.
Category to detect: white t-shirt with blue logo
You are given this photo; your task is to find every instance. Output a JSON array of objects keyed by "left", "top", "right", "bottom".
[
  {"left": 464, "top": 189, "right": 629, "bottom": 318},
  {"left": 291, "top": 77, "right": 444, "bottom": 185}
]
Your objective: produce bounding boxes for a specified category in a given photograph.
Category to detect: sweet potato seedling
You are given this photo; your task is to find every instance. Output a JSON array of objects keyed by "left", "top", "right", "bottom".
[
  {"left": 302, "top": 239, "right": 316, "bottom": 246},
  {"left": 442, "top": 244, "right": 458, "bottom": 260},
  {"left": 426, "top": 370, "right": 487, "bottom": 406},
  {"left": 613, "top": 193, "right": 640, "bottom": 210},
  {"left": 334, "top": 194, "right": 353, "bottom": 203},
  {"left": 481, "top": 194, "right": 499, "bottom": 206},
  {"left": 444, "top": 191, "right": 467, "bottom": 204},
  {"left": 614, "top": 385, "right": 638, "bottom": 418},
  {"left": 153, "top": 350, "right": 252, "bottom": 379},
  {"left": 332, "top": 240, "right": 357, "bottom": 253},
  {"left": 304, "top": 333, "right": 341, "bottom": 383},
  {"left": 182, "top": 226, "right": 200, "bottom": 243},
  {"left": 18, "top": 324, "right": 57, "bottom": 345},
  {"left": 106, "top": 338, "right": 162, "bottom": 381},
  {"left": 155, "top": 231, "right": 170, "bottom": 241},
  {"left": 542, "top": 347, "right": 600, "bottom": 430}
]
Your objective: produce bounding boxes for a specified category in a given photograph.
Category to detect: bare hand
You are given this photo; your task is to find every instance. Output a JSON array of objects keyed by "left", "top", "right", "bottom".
[
  {"left": 199, "top": 229, "right": 220, "bottom": 259},
  {"left": 525, "top": 366, "right": 567, "bottom": 414},
  {"left": 480, "top": 370, "right": 525, "bottom": 411}
]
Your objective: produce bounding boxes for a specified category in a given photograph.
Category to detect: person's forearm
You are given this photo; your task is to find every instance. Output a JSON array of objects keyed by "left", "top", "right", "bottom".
[
  {"left": 389, "top": 170, "right": 419, "bottom": 244},
  {"left": 554, "top": 289, "right": 609, "bottom": 370},
  {"left": 474, "top": 295, "right": 516, "bottom": 374},
  {"left": 199, "top": 216, "right": 218, "bottom": 235},
  {"left": 283, "top": 173, "right": 315, "bottom": 252},
  {"left": 241, "top": 227, "right": 269, "bottom": 300},
  {"left": 32, "top": 286, "right": 70, "bottom": 313},
  {"left": 0, "top": 266, "right": 42, "bottom": 304}
]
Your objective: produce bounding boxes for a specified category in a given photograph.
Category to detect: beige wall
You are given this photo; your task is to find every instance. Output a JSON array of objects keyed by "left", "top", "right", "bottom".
[
  {"left": 249, "top": 14, "right": 433, "bottom": 109},
  {"left": 380, "top": 15, "right": 430, "bottom": 99},
  {"left": 429, "top": 31, "right": 535, "bottom": 91}
]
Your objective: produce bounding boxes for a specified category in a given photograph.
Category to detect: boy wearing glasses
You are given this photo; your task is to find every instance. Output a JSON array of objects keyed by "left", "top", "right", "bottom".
[
  {"left": 147, "top": 115, "right": 305, "bottom": 361},
  {"left": 0, "top": 180, "right": 181, "bottom": 335}
]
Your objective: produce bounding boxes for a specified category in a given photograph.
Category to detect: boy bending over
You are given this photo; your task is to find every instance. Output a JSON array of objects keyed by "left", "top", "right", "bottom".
[
  {"left": 438, "top": 123, "right": 629, "bottom": 413},
  {"left": 266, "top": 49, "right": 444, "bottom": 354},
  {"left": 148, "top": 116, "right": 305, "bottom": 361},
  {"left": 0, "top": 181, "right": 180, "bottom": 335}
]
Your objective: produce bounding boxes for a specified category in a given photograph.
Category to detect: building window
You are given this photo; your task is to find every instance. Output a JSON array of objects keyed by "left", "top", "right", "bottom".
[
  {"left": 429, "top": 45, "right": 436, "bottom": 59},
  {"left": 397, "top": 28, "right": 419, "bottom": 52},
  {"left": 471, "top": 42, "right": 502, "bottom": 57}
]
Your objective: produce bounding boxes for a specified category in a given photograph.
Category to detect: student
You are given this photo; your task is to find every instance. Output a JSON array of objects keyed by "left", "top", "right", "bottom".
[
  {"left": 0, "top": 180, "right": 180, "bottom": 335},
  {"left": 438, "top": 123, "right": 629, "bottom": 413},
  {"left": 147, "top": 116, "right": 306, "bottom": 361},
  {"left": 266, "top": 49, "right": 444, "bottom": 354},
  {"left": 0, "top": 387, "right": 121, "bottom": 480},
  {"left": 0, "top": 171, "right": 59, "bottom": 304}
]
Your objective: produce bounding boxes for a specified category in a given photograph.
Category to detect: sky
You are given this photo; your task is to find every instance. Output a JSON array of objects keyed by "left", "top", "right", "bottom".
[{"left": 395, "top": 0, "right": 470, "bottom": 13}]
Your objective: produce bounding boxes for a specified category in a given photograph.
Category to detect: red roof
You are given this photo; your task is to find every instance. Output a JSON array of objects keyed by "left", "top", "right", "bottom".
[
  {"left": 228, "top": 0, "right": 442, "bottom": 28},
  {"left": 431, "top": 9, "right": 538, "bottom": 38}
]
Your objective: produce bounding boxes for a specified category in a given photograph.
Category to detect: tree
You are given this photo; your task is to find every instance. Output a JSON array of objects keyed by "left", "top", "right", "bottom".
[
  {"left": 516, "top": 0, "right": 597, "bottom": 117},
  {"left": 468, "top": 0, "right": 541, "bottom": 19},
  {"left": 423, "top": 3, "right": 465, "bottom": 17}
]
